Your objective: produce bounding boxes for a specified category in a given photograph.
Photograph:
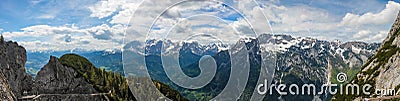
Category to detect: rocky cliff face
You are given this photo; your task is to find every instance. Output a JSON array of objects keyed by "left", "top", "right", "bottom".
[
  {"left": 356, "top": 11, "right": 400, "bottom": 95},
  {"left": 33, "top": 56, "right": 106, "bottom": 100},
  {"left": 34, "top": 56, "right": 99, "bottom": 94},
  {"left": 372, "top": 12, "right": 400, "bottom": 93},
  {"left": 0, "top": 37, "right": 107, "bottom": 100},
  {"left": 0, "top": 36, "right": 188, "bottom": 100},
  {"left": 0, "top": 36, "right": 33, "bottom": 98},
  {"left": 0, "top": 70, "right": 16, "bottom": 100},
  {"left": 332, "top": 11, "right": 400, "bottom": 100}
]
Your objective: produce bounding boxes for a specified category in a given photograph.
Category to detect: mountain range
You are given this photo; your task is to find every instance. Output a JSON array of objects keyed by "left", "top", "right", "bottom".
[
  {"left": 19, "top": 31, "right": 382, "bottom": 100},
  {"left": 26, "top": 49, "right": 124, "bottom": 76},
  {"left": 120, "top": 33, "right": 380, "bottom": 100},
  {"left": 16, "top": 13, "right": 400, "bottom": 100}
]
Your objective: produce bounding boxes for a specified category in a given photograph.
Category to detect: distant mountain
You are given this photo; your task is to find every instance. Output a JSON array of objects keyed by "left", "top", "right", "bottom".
[
  {"left": 26, "top": 49, "right": 124, "bottom": 76},
  {"left": 122, "top": 33, "right": 380, "bottom": 100},
  {"left": 262, "top": 34, "right": 379, "bottom": 100},
  {"left": 14, "top": 25, "right": 382, "bottom": 100},
  {"left": 332, "top": 12, "right": 400, "bottom": 100},
  {"left": 21, "top": 31, "right": 380, "bottom": 100},
  {"left": 25, "top": 39, "right": 231, "bottom": 77}
]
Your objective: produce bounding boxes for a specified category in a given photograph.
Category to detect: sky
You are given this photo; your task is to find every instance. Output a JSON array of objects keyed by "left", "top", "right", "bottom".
[{"left": 0, "top": 0, "right": 400, "bottom": 51}]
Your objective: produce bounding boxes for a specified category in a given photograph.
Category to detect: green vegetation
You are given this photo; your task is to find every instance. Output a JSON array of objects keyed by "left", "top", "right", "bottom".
[
  {"left": 126, "top": 76, "right": 188, "bottom": 101},
  {"left": 59, "top": 54, "right": 188, "bottom": 100},
  {"left": 332, "top": 26, "right": 400, "bottom": 101},
  {"left": 0, "top": 35, "right": 4, "bottom": 43},
  {"left": 59, "top": 54, "right": 134, "bottom": 101},
  {"left": 153, "top": 80, "right": 189, "bottom": 101}
]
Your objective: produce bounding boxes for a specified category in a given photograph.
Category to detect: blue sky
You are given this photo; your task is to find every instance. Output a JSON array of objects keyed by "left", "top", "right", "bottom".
[
  {"left": 0, "top": 0, "right": 101, "bottom": 31},
  {"left": 0, "top": 0, "right": 399, "bottom": 51}
]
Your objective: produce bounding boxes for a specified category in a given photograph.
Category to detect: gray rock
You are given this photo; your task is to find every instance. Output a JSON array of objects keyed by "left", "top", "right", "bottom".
[
  {"left": 0, "top": 38, "right": 33, "bottom": 97},
  {"left": 0, "top": 37, "right": 107, "bottom": 100},
  {"left": 354, "top": 11, "right": 400, "bottom": 98},
  {"left": 33, "top": 56, "right": 106, "bottom": 100},
  {"left": 0, "top": 70, "right": 16, "bottom": 100}
]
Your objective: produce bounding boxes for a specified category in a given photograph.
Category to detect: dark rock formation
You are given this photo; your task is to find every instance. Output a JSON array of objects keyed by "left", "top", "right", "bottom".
[
  {"left": 32, "top": 56, "right": 113, "bottom": 100},
  {"left": 34, "top": 56, "right": 99, "bottom": 94},
  {"left": 0, "top": 37, "right": 33, "bottom": 97},
  {"left": 0, "top": 70, "right": 16, "bottom": 100},
  {"left": 0, "top": 37, "right": 107, "bottom": 100}
]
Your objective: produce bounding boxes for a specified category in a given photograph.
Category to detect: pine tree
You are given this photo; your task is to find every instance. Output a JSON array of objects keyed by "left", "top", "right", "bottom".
[{"left": 0, "top": 35, "right": 4, "bottom": 43}]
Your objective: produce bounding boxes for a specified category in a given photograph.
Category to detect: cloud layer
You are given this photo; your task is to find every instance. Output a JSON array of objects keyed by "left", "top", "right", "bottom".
[{"left": 1, "top": 0, "right": 399, "bottom": 51}]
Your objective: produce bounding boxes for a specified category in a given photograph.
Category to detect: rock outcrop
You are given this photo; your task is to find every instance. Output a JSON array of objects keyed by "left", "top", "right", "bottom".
[
  {"left": 0, "top": 36, "right": 33, "bottom": 98},
  {"left": 34, "top": 56, "right": 99, "bottom": 94},
  {"left": 0, "top": 35, "right": 189, "bottom": 100},
  {"left": 356, "top": 11, "right": 400, "bottom": 96},
  {"left": 332, "top": 11, "right": 400, "bottom": 100},
  {"left": 33, "top": 56, "right": 106, "bottom": 100},
  {"left": 0, "top": 70, "right": 16, "bottom": 100},
  {"left": 0, "top": 37, "right": 108, "bottom": 100}
]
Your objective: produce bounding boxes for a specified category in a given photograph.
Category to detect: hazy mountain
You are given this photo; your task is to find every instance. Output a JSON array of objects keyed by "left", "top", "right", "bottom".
[{"left": 26, "top": 49, "right": 124, "bottom": 76}]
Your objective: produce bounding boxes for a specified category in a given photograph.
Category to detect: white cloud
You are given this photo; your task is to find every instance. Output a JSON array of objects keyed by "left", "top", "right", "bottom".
[
  {"left": 36, "top": 14, "right": 55, "bottom": 19},
  {"left": 74, "top": 0, "right": 399, "bottom": 46},
  {"left": 264, "top": 5, "right": 337, "bottom": 32},
  {"left": 2, "top": 24, "right": 125, "bottom": 51},
  {"left": 352, "top": 30, "right": 388, "bottom": 42},
  {"left": 248, "top": 1, "right": 398, "bottom": 43},
  {"left": 122, "top": 0, "right": 240, "bottom": 43},
  {"left": 340, "top": 1, "right": 400, "bottom": 27},
  {"left": 353, "top": 30, "right": 372, "bottom": 39},
  {"left": 30, "top": 0, "right": 44, "bottom": 6},
  {"left": 88, "top": 0, "right": 141, "bottom": 20},
  {"left": 88, "top": 1, "right": 121, "bottom": 19},
  {"left": 3, "top": 0, "right": 399, "bottom": 51},
  {"left": 336, "top": 1, "right": 400, "bottom": 42}
]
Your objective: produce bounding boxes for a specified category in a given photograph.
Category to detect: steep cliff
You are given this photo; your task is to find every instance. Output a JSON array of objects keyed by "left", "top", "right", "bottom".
[
  {"left": 33, "top": 56, "right": 107, "bottom": 100},
  {"left": 0, "top": 70, "right": 16, "bottom": 100},
  {"left": 0, "top": 36, "right": 33, "bottom": 98},
  {"left": 332, "top": 11, "right": 400, "bottom": 100}
]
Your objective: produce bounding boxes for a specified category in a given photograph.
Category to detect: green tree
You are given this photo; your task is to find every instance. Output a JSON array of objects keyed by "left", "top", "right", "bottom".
[{"left": 0, "top": 35, "right": 4, "bottom": 43}]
